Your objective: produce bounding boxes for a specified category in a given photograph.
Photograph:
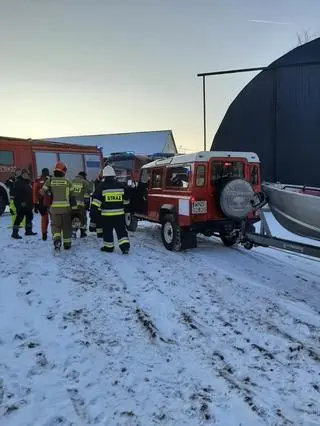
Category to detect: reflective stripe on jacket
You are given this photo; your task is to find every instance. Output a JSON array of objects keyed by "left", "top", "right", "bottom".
[
  {"left": 41, "top": 176, "right": 77, "bottom": 214},
  {"left": 90, "top": 179, "right": 129, "bottom": 218},
  {"left": 71, "top": 175, "right": 91, "bottom": 207}
]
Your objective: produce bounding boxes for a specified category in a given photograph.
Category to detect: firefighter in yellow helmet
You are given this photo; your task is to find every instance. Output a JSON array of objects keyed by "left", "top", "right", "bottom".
[
  {"left": 40, "top": 161, "right": 77, "bottom": 250},
  {"left": 90, "top": 165, "right": 130, "bottom": 254}
]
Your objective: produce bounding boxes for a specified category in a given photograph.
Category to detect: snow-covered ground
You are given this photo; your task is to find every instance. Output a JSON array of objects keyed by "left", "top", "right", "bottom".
[{"left": 0, "top": 211, "right": 320, "bottom": 426}]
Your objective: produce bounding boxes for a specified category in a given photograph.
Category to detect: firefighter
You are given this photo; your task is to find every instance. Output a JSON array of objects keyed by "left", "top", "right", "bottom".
[
  {"left": 33, "top": 168, "right": 52, "bottom": 241},
  {"left": 7, "top": 169, "right": 25, "bottom": 229},
  {"left": 89, "top": 171, "right": 103, "bottom": 237},
  {"left": 90, "top": 165, "right": 130, "bottom": 254},
  {"left": 89, "top": 182, "right": 103, "bottom": 238},
  {"left": 71, "top": 171, "right": 91, "bottom": 238},
  {"left": 40, "top": 162, "right": 77, "bottom": 250},
  {"left": 11, "top": 169, "right": 37, "bottom": 239}
]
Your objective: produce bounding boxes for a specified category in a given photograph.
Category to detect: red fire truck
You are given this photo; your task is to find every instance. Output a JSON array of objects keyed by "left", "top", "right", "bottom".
[{"left": 0, "top": 136, "right": 103, "bottom": 215}]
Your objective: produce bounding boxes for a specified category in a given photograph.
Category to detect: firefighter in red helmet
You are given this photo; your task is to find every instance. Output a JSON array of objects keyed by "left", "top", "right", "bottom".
[{"left": 40, "top": 162, "right": 77, "bottom": 250}]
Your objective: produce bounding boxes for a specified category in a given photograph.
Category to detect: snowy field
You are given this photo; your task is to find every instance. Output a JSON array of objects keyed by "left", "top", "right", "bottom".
[{"left": 0, "top": 211, "right": 320, "bottom": 426}]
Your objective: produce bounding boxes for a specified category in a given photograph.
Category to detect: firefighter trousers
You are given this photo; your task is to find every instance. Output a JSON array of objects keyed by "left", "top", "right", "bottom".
[
  {"left": 102, "top": 215, "right": 130, "bottom": 252},
  {"left": 51, "top": 212, "right": 72, "bottom": 248},
  {"left": 78, "top": 206, "right": 87, "bottom": 229},
  {"left": 96, "top": 214, "right": 103, "bottom": 238},
  {"left": 13, "top": 206, "right": 33, "bottom": 231},
  {"left": 40, "top": 211, "right": 49, "bottom": 235}
]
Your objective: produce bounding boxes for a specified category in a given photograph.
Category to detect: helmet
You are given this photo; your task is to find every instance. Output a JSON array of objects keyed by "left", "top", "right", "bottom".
[
  {"left": 78, "top": 171, "right": 87, "bottom": 178},
  {"left": 102, "top": 165, "right": 116, "bottom": 177},
  {"left": 54, "top": 162, "right": 67, "bottom": 174}
]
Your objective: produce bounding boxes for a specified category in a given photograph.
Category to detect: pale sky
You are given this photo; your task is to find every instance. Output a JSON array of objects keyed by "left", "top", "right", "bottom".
[{"left": 0, "top": 0, "right": 319, "bottom": 152}]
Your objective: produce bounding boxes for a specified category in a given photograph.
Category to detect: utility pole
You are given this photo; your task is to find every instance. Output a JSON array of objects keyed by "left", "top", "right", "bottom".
[{"left": 202, "top": 75, "right": 206, "bottom": 151}]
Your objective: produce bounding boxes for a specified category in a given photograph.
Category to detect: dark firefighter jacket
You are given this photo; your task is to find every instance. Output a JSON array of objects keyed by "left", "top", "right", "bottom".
[
  {"left": 91, "top": 178, "right": 130, "bottom": 218},
  {"left": 11, "top": 177, "right": 33, "bottom": 210}
]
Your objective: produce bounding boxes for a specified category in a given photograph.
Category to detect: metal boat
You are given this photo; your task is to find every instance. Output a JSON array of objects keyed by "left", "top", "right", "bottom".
[{"left": 261, "top": 182, "right": 320, "bottom": 241}]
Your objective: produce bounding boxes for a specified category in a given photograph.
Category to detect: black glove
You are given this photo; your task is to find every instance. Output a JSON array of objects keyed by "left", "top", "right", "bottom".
[
  {"left": 34, "top": 203, "right": 39, "bottom": 214},
  {"left": 9, "top": 208, "right": 14, "bottom": 215}
]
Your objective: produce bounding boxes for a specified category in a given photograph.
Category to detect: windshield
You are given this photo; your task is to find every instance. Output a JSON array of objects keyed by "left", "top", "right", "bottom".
[{"left": 211, "top": 160, "right": 244, "bottom": 183}]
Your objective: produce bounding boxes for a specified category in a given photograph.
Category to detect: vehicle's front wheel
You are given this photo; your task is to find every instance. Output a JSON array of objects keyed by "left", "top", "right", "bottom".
[
  {"left": 125, "top": 213, "right": 138, "bottom": 232},
  {"left": 161, "top": 214, "right": 182, "bottom": 251},
  {"left": 219, "top": 232, "right": 238, "bottom": 247},
  {"left": 0, "top": 193, "right": 7, "bottom": 216}
]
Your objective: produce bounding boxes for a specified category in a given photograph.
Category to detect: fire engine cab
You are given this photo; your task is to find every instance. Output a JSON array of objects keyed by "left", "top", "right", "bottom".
[{"left": 125, "top": 151, "right": 261, "bottom": 251}]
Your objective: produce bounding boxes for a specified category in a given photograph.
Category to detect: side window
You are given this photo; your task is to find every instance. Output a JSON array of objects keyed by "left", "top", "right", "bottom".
[
  {"left": 165, "top": 164, "right": 191, "bottom": 189},
  {"left": 195, "top": 165, "right": 206, "bottom": 187},
  {"left": 35, "top": 152, "right": 58, "bottom": 176},
  {"left": 0, "top": 151, "right": 14, "bottom": 165},
  {"left": 140, "top": 168, "right": 150, "bottom": 184},
  {"left": 250, "top": 165, "right": 259, "bottom": 185},
  {"left": 151, "top": 169, "right": 163, "bottom": 188}
]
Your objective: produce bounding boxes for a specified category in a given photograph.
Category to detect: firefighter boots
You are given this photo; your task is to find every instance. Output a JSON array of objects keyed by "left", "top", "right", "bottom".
[
  {"left": 100, "top": 246, "right": 114, "bottom": 253},
  {"left": 42, "top": 232, "right": 47, "bottom": 241},
  {"left": 11, "top": 226, "right": 22, "bottom": 239},
  {"left": 25, "top": 229, "right": 37, "bottom": 236},
  {"left": 54, "top": 239, "right": 62, "bottom": 251}
]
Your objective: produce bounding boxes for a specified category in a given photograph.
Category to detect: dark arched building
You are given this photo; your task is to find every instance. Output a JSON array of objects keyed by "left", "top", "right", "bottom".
[{"left": 211, "top": 37, "right": 320, "bottom": 186}]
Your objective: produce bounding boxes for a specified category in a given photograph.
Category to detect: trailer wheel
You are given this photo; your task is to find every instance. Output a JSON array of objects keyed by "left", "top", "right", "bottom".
[
  {"left": 219, "top": 232, "right": 238, "bottom": 247},
  {"left": 243, "top": 240, "right": 254, "bottom": 250},
  {"left": 161, "top": 214, "right": 182, "bottom": 251},
  {"left": 125, "top": 213, "right": 138, "bottom": 232}
]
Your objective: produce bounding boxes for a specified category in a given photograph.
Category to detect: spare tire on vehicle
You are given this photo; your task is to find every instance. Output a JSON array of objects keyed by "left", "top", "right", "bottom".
[{"left": 218, "top": 178, "right": 255, "bottom": 220}]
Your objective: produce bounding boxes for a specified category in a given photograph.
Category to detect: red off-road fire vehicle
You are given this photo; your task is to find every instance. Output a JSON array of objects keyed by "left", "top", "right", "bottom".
[{"left": 125, "top": 151, "right": 261, "bottom": 251}]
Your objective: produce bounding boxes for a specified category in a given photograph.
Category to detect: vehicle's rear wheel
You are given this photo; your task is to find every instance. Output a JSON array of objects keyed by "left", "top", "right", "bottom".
[
  {"left": 219, "top": 232, "right": 238, "bottom": 247},
  {"left": 161, "top": 214, "right": 182, "bottom": 251},
  {"left": 125, "top": 213, "right": 138, "bottom": 232}
]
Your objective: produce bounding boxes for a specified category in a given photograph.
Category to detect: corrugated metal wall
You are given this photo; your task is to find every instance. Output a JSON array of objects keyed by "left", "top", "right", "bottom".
[{"left": 211, "top": 38, "right": 320, "bottom": 186}]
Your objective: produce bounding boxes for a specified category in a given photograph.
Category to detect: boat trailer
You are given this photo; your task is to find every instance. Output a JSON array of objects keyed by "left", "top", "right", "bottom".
[{"left": 241, "top": 202, "right": 320, "bottom": 260}]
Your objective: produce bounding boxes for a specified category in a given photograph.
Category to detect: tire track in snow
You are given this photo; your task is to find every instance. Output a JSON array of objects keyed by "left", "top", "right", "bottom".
[
  {"left": 104, "top": 234, "right": 320, "bottom": 425},
  {"left": 53, "top": 243, "right": 235, "bottom": 425}
]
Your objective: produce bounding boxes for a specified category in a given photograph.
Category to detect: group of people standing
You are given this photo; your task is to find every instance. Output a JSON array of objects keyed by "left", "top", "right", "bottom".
[{"left": 7, "top": 162, "right": 131, "bottom": 254}]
